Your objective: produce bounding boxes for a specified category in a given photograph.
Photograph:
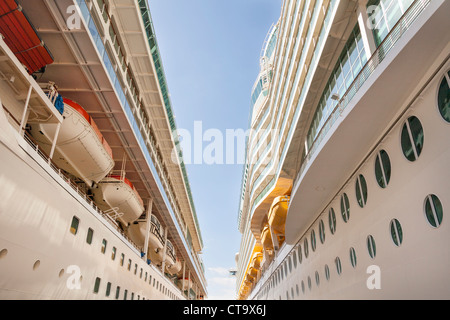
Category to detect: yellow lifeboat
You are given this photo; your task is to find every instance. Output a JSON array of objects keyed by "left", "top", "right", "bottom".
[
  {"left": 267, "top": 195, "right": 290, "bottom": 246},
  {"left": 249, "top": 251, "right": 263, "bottom": 271},
  {"left": 92, "top": 175, "right": 144, "bottom": 224},
  {"left": 29, "top": 98, "right": 114, "bottom": 186},
  {"left": 261, "top": 224, "right": 273, "bottom": 253}
]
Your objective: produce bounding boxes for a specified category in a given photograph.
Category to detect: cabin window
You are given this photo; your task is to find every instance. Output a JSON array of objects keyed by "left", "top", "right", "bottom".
[
  {"left": 93, "top": 277, "right": 101, "bottom": 294},
  {"left": 401, "top": 116, "right": 423, "bottom": 162},
  {"left": 292, "top": 250, "right": 298, "bottom": 269},
  {"left": 101, "top": 239, "right": 107, "bottom": 254},
  {"left": 128, "top": 259, "right": 132, "bottom": 271},
  {"left": 319, "top": 219, "right": 325, "bottom": 244},
  {"left": 310, "top": 230, "right": 316, "bottom": 252},
  {"left": 303, "top": 238, "right": 309, "bottom": 258},
  {"left": 70, "top": 216, "right": 79, "bottom": 235},
  {"left": 350, "top": 247, "right": 357, "bottom": 268},
  {"left": 124, "top": 289, "right": 128, "bottom": 300},
  {"left": 375, "top": 149, "right": 391, "bottom": 188},
  {"left": 390, "top": 219, "right": 403, "bottom": 246},
  {"left": 115, "top": 286, "right": 121, "bottom": 299},
  {"left": 307, "top": 276, "right": 312, "bottom": 290},
  {"left": 329, "top": 208, "right": 336, "bottom": 234},
  {"left": 325, "top": 264, "right": 330, "bottom": 281},
  {"left": 438, "top": 72, "right": 450, "bottom": 122},
  {"left": 356, "top": 174, "right": 368, "bottom": 208},
  {"left": 120, "top": 253, "right": 125, "bottom": 266},
  {"left": 367, "top": 235, "right": 377, "bottom": 259},
  {"left": 335, "top": 257, "right": 342, "bottom": 275},
  {"left": 106, "top": 282, "right": 111, "bottom": 297},
  {"left": 86, "top": 228, "right": 94, "bottom": 244},
  {"left": 424, "top": 194, "right": 443, "bottom": 228},
  {"left": 315, "top": 271, "right": 320, "bottom": 286},
  {"left": 340, "top": 193, "right": 350, "bottom": 222},
  {"left": 111, "top": 247, "right": 116, "bottom": 260}
]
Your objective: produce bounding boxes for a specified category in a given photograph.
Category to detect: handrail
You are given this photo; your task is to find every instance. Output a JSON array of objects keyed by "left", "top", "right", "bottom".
[{"left": 295, "top": 0, "right": 431, "bottom": 191}]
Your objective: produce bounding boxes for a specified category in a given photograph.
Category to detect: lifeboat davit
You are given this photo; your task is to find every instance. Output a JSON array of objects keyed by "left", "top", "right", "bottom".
[
  {"left": 127, "top": 214, "right": 165, "bottom": 264},
  {"left": 92, "top": 175, "right": 144, "bottom": 224},
  {"left": 29, "top": 98, "right": 114, "bottom": 185}
]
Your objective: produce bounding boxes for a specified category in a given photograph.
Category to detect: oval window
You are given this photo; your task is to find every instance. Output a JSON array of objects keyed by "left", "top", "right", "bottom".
[
  {"left": 437, "top": 72, "right": 450, "bottom": 122},
  {"left": 375, "top": 149, "right": 391, "bottom": 188},
  {"left": 424, "top": 194, "right": 443, "bottom": 228},
  {"left": 401, "top": 116, "right": 424, "bottom": 162}
]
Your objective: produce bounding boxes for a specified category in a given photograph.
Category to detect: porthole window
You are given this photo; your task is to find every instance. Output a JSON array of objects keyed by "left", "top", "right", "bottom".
[
  {"left": 293, "top": 250, "right": 298, "bottom": 268},
  {"left": 367, "top": 235, "right": 376, "bottom": 259},
  {"left": 325, "top": 264, "right": 330, "bottom": 281},
  {"left": 307, "top": 276, "right": 312, "bottom": 290},
  {"left": 297, "top": 245, "right": 302, "bottom": 264},
  {"left": 335, "top": 257, "right": 342, "bottom": 275},
  {"left": 375, "top": 149, "right": 391, "bottom": 188},
  {"left": 304, "top": 238, "right": 309, "bottom": 258},
  {"left": 311, "top": 230, "right": 316, "bottom": 252},
  {"left": 437, "top": 72, "right": 450, "bottom": 122},
  {"left": 356, "top": 174, "right": 368, "bottom": 208},
  {"left": 401, "top": 116, "right": 424, "bottom": 162},
  {"left": 319, "top": 219, "right": 325, "bottom": 244},
  {"left": 424, "top": 194, "right": 443, "bottom": 228},
  {"left": 329, "top": 208, "right": 336, "bottom": 234},
  {"left": 70, "top": 216, "right": 79, "bottom": 235},
  {"left": 315, "top": 271, "right": 320, "bottom": 286},
  {"left": 350, "top": 247, "right": 357, "bottom": 268},
  {"left": 340, "top": 193, "right": 350, "bottom": 222},
  {"left": 106, "top": 282, "right": 111, "bottom": 297},
  {"left": 111, "top": 247, "right": 116, "bottom": 260},
  {"left": 301, "top": 281, "right": 305, "bottom": 293},
  {"left": 390, "top": 218, "right": 403, "bottom": 246}
]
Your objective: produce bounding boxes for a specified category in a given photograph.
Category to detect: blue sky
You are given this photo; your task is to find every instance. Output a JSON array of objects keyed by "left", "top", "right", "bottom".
[{"left": 147, "top": 0, "right": 282, "bottom": 300}]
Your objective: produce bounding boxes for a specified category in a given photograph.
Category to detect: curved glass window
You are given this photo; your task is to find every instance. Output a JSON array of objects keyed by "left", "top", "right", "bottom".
[
  {"left": 356, "top": 174, "right": 368, "bottom": 208},
  {"left": 335, "top": 257, "right": 342, "bottom": 275},
  {"left": 311, "top": 230, "right": 316, "bottom": 252},
  {"left": 390, "top": 218, "right": 403, "bottom": 246},
  {"left": 375, "top": 150, "right": 391, "bottom": 188},
  {"left": 319, "top": 220, "right": 325, "bottom": 244},
  {"left": 401, "top": 116, "right": 424, "bottom": 161},
  {"left": 340, "top": 193, "right": 350, "bottom": 222},
  {"left": 304, "top": 238, "right": 309, "bottom": 258},
  {"left": 424, "top": 194, "right": 443, "bottom": 228},
  {"left": 367, "top": 235, "right": 376, "bottom": 259},
  {"left": 437, "top": 72, "right": 450, "bottom": 122},
  {"left": 329, "top": 208, "right": 336, "bottom": 234},
  {"left": 350, "top": 247, "right": 357, "bottom": 268}
]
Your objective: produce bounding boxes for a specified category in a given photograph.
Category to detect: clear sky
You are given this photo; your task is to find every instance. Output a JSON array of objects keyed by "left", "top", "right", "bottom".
[{"left": 147, "top": 0, "right": 282, "bottom": 300}]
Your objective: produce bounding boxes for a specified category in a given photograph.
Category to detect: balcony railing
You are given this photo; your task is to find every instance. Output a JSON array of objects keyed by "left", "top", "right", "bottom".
[{"left": 295, "top": 0, "right": 431, "bottom": 190}]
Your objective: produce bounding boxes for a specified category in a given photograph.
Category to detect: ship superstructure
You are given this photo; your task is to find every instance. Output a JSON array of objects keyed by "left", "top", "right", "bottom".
[
  {"left": 0, "top": 0, "right": 206, "bottom": 299},
  {"left": 236, "top": 0, "right": 450, "bottom": 300}
]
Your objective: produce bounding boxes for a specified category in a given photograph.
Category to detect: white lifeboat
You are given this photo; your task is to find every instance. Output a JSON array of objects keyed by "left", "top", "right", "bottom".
[
  {"left": 92, "top": 175, "right": 144, "bottom": 224},
  {"left": 29, "top": 98, "right": 114, "bottom": 185},
  {"left": 127, "top": 214, "right": 165, "bottom": 264},
  {"left": 166, "top": 257, "right": 182, "bottom": 275},
  {"left": 165, "top": 239, "right": 177, "bottom": 269}
]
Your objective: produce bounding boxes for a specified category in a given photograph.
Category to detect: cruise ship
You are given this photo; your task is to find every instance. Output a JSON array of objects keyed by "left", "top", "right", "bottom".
[
  {"left": 236, "top": 0, "right": 450, "bottom": 300},
  {"left": 0, "top": 0, "right": 207, "bottom": 300}
]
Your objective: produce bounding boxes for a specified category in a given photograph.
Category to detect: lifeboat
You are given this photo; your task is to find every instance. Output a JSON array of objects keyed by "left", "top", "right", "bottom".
[
  {"left": 249, "top": 251, "right": 263, "bottom": 271},
  {"left": 165, "top": 239, "right": 177, "bottom": 268},
  {"left": 261, "top": 224, "right": 273, "bottom": 253},
  {"left": 127, "top": 214, "right": 165, "bottom": 264},
  {"left": 166, "top": 257, "right": 182, "bottom": 275},
  {"left": 92, "top": 175, "right": 144, "bottom": 224},
  {"left": 267, "top": 195, "right": 290, "bottom": 246},
  {"left": 29, "top": 98, "right": 114, "bottom": 186}
]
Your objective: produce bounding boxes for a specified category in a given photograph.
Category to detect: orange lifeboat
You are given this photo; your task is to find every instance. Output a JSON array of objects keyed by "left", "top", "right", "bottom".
[
  {"left": 29, "top": 98, "right": 114, "bottom": 186},
  {"left": 267, "top": 195, "right": 290, "bottom": 246}
]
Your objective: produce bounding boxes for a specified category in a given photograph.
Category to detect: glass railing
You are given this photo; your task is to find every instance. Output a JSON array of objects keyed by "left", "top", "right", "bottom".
[{"left": 295, "top": 0, "right": 431, "bottom": 190}]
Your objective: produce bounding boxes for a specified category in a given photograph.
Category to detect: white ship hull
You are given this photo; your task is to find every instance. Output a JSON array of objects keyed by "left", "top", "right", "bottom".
[{"left": 0, "top": 109, "right": 183, "bottom": 300}]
